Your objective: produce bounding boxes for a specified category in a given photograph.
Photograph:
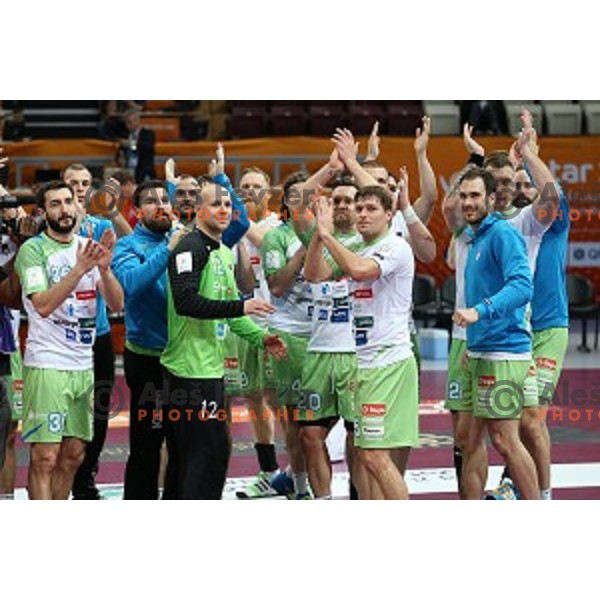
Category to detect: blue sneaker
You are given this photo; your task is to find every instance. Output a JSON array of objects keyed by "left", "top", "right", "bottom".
[
  {"left": 294, "top": 492, "right": 312, "bottom": 500},
  {"left": 270, "top": 471, "right": 295, "bottom": 497},
  {"left": 485, "top": 479, "right": 521, "bottom": 500}
]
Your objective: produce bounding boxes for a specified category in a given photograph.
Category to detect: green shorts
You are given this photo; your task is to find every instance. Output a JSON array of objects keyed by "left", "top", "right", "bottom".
[
  {"left": 464, "top": 357, "right": 538, "bottom": 420},
  {"left": 3, "top": 351, "right": 23, "bottom": 421},
  {"left": 21, "top": 367, "right": 94, "bottom": 444},
  {"left": 238, "top": 336, "right": 276, "bottom": 396},
  {"left": 299, "top": 352, "right": 358, "bottom": 423},
  {"left": 269, "top": 328, "right": 309, "bottom": 407},
  {"left": 533, "top": 328, "right": 569, "bottom": 405},
  {"left": 410, "top": 332, "right": 421, "bottom": 374},
  {"left": 354, "top": 356, "right": 419, "bottom": 449},
  {"left": 445, "top": 338, "right": 468, "bottom": 411},
  {"left": 223, "top": 330, "right": 242, "bottom": 397}
]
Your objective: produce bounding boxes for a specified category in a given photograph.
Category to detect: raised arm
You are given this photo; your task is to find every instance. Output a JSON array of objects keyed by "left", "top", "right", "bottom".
[
  {"left": 516, "top": 110, "right": 560, "bottom": 226},
  {"left": 235, "top": 241, "right": 256, "bottom": 295},
  {"left": 396, "top": 167, "right": 436, "bottom": 263},
  {"left": 412, "top": 116, "right": 438, "bottom": 225},
  {"left": 332, "top": 128, "right": 379, "bottom": 188}
]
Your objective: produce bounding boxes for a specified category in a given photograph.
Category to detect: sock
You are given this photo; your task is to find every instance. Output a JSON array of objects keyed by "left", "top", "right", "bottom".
[
  {"left": 540, "top": 488, "right": 552, "bottom": 500},
  {"left": 255, "top": 443, "right": 279, "bottom": 474},
  {"left": 349, "top": 480, "right": 358, "bottom": 500},
  {"left": 315, "top": 494, "right": 332, "bottom": 500},
  {"left": 453, "top": 446, "right": 463, "bottom": 488},
  {"left": 293, "top": 472, "right": 309, "bottom": 495},
  {"left": 0, "top": 493, "right": 14, "bottom": 500}
]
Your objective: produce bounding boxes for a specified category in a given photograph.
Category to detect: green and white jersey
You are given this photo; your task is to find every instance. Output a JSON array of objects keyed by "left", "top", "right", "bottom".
[
  {"left": 15, "top": 233, "right": 100, "bottom": 370},
  {"left": 262, "top": 222, "right": 312, "bottom": 336},
  {"left": 243, "top": 212, "right": 280, "bottom": 327},
  {"left": 343, "top": 230, "right": 414, "bottom": 369},
  {"left": 452, "top": 230, "right": 469, "bottom": 342},
  {"left": 309, "top": 230, "right": 362, "bottom": 353}
]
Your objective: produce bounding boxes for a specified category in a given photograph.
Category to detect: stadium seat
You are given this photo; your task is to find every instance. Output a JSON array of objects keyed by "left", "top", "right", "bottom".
[
  {"left": 347, "top": 104, "right": 384, "bottom": 136},
  {"left": 423, "top": 101, "right": 460, "bottom": 135},
  {"left": 412, "top": 273, "right": 439, "bottom": 327},
  {"left": 543, "top": 101, "right": 582, "bottom": 135},
  {"left": 229, "top": 107, "right": 269, "bottom": 138},
  {"left": 436, "top": 275, "right": 456, "bottom": 334},
  {"left": 504, "top": 102, "right": 543, "bottom": 136},
  {"left": 581, "top": 102, "right": 600, "bottom": 134},
  {"left": 228, "top": 100, "right": 270, "bottom": 110},
  {"left": 385, "top": 101, "right": 423, "bottom": 135},
  {"left": 270, "top": 106, "right": 306, "bottom": 136},
  {"left": 567, "top": 274, "right": 599, "bottom": 352},
  {"left": 307, "top": 105, "right": 347, "bottom": 136}
]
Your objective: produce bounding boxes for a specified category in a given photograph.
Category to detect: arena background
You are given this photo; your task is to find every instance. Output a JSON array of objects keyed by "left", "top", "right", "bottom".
[{"left": 2, "top": 99, "right": 599, "bottom": 499}]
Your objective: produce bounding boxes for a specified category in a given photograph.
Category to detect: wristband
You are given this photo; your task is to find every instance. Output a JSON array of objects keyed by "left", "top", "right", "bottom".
[{"left": 401, "top": 206, "right": 419, "bottom": 226}]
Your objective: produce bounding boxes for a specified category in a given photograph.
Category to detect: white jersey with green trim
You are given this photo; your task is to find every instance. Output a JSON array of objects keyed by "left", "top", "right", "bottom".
[
  {"left": 351, "top": 230, "right": 414, "bottom": 369},
  {"left": 452, "top": 230, "right": 469, "bottom": 341},
  {"left": 15, "top": 233, "right": 100, "bottom": 370},
  {"left": 309, "top": 230, "right": 362, "bottom": 353},
  {"left": 243, "top": 212, "right": 280, "bottom": 327}
]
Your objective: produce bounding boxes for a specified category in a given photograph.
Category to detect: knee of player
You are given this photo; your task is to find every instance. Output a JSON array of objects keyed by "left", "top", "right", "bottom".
[
  {"left": 358, "top": 449, "right": 386, "bottom": 474},
  {"left": 30, "top": 446, "right": 60, "bottom": 472},
  {"left": 299, "top": 426, "right": 324, "bottom": 449},
  {"left": 488, "top": 426, "right": 515, "bottom": 457},
  {"left": 60, "top": 444, "right": 86, "bottom": 470}
]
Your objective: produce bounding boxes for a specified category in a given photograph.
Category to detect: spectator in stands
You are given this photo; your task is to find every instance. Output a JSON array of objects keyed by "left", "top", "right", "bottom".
[
  {"left": 460, "top": 101, "right": 508, "bottom": 135},
  {"left": 109, "top": 169, "right": 138, "bottom": 229},
  {"left": 120, "top": 109, "right": 155, "bottom": 183},
  {"left": 0, "top": 107, "right": 26, "bottom": 142},
  {"left": 98, "top": 101, "right": 128, "bottom": 141}
]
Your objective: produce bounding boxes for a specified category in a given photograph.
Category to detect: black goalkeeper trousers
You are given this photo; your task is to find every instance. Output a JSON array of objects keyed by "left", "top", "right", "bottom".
[{"left": 162, "top": 369, "right": 230, "bottom": 500}]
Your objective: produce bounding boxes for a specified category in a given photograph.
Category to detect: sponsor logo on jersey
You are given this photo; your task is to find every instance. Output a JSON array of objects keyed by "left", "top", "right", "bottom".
[
  {"left": 362, "top": 425, "right": 385, "bottom": 439},
  {"left": 224, "top": 357, "right": 239, "bottom": 369},
  {"left": 353, "top": 288, "right": 373, "bottom": 299},
  {"left": 536, "top": 357, "right": 557, "bottom": 371},
  {"left": 355, "top": 330, "right": 368, "bottom": 346},
  {"left": 76, "top": 290, "right": 96, "bottom": 301},
  {"left": 78, "top": 318, "right": 96, "bottom": 329},
  {"left": 265, "top": 251, "right": 282, "bottom": 270},
  {"left": 362, "top": 403, "right": 386, "bottom": 417},
  {"left": 307, "top": 305, "right": 314, "bottom": 318},
  {"left": 478, "top": 375, "right": 496, "bottom": 388},
  {"left": 65, "top": 329, "right": 77, "bottom": 342},
  {"left": 250, "top": 256, "right": 261, "bottom": 265},
  {"left": 318, "top": 309, "right": 329, "bottom": 321},
  {"left": 80, "top": 330, "right": 93, "bottom": 345},
  {"left": 176, "top": 251, "right": 193, "bottom": 274},
  {"left": 331, "top": 308, "right": 349, "bottom": 323},
  {"left": 528, "top": 364, "right": 537, "bottom": 377},
  {"left": 354, "top": 316, "right": 374, "bottom": 328}
]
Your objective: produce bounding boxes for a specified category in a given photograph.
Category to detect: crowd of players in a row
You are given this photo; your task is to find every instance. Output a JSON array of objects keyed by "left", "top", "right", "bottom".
[{"left": 0, "top": 109, "right": 567, "bottom": 499}]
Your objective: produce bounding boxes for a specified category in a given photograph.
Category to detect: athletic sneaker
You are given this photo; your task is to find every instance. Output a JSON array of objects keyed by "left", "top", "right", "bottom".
[
  {"left": 294, "top": 492, "right": 312, "bottom": 500},
  {"left": 270, "top": 470, "right": 295, "bottom": 497},
  {"left": 236, "top": 471, "right": 280, "bottom": 499},
  {"left": 485, "top": 479, "right": 521, "bottom": 500}
]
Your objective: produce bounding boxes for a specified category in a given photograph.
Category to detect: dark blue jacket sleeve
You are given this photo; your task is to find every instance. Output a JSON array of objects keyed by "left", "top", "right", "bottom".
[
  {"left": 214, "top": 173, "right": 249, "bottom": 248},
  {"left": 475, "top": 227, "right": 533, "bottom": 319}
]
